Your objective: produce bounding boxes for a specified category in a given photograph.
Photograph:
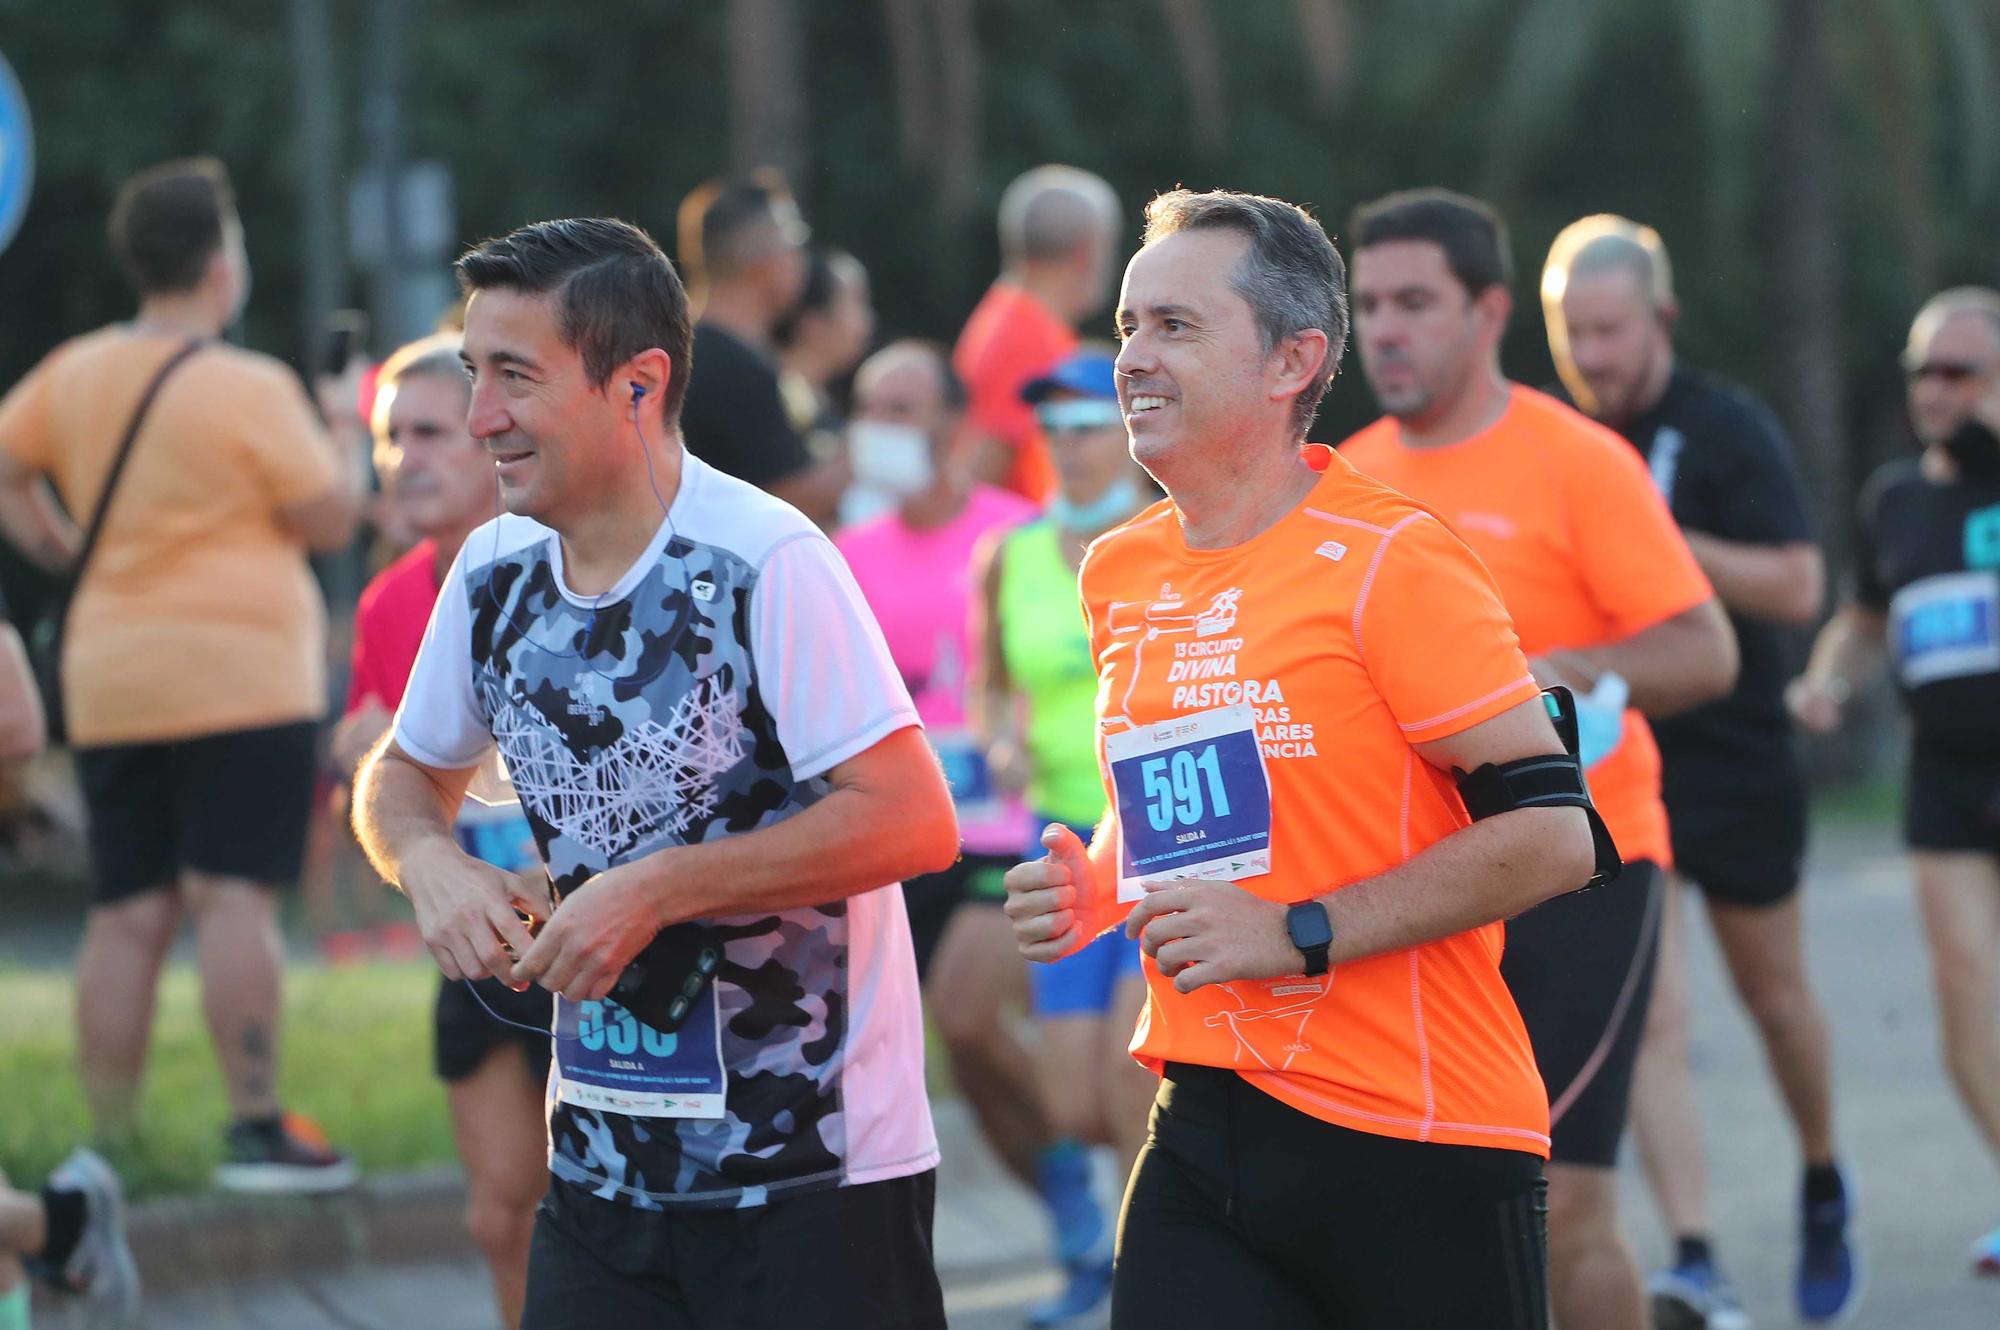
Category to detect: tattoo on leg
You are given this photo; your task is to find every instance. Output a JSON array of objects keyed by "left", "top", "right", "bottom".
[{"left": 239, "top": 1023, "right": 273, "bottom": 1105}]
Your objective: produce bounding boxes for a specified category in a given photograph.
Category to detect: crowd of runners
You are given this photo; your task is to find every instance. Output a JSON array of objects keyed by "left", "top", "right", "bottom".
[{"left": 0, "top": 154, "right": 1996, "bottom": 1330}]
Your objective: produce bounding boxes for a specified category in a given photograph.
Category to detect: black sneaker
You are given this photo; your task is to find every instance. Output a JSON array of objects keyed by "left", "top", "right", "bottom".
[
  {"left": 28, "top": 1147, "right": 142, "bottom": 1329},
  {"left": 214, "top": 1112, "right": 358, "bottom": 1194}
]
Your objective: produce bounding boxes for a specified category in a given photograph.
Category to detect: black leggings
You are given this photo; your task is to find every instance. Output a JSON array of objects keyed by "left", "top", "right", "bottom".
[{"left": 1112, "top": 1064, "right": 1548, "bottom": 1330}]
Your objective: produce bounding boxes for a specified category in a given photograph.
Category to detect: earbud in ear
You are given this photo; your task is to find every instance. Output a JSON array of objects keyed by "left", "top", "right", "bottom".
[{"left": 630, "top": 382, "right": 647, "bottom": 404}]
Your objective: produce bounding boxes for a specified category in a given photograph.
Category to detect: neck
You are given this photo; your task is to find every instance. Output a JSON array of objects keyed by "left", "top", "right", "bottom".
[
  {"left": 132, "top": 291, "right": 224, "bottom": 339},
  {"left": 1395, "top": 364, "right": 1513, "bottom": 449},
  {"left": 780, "top": 346, "right": 837, "bottom": 391},
  {"left": 700, "top": 287, "right": 772, "bottom": 346},
  {"left": 1157, "top": 432, "right": 1318, "bottom": 550},
  {"left": 1609, "top": 352, "right": 1676, "bottom": 427},
  {"left": 899, "top": 471, "right": 970, "bottom": 530},
  {"left": 1008, "top": 263, "right": 1081, "bottom": 327},
  {"left": 557, "top": 438, "right": 686, "bottom": 594}
]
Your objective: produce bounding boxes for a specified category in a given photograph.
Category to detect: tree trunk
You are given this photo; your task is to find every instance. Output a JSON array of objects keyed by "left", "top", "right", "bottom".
[
  {"left": 1155, "top": 0, "right": 1228, "bottom": 153},
  {"left": 933, "top": 0, "right": 982, "bottom": 217},
  {"left": 727, "top": 0, "right": 807, "bottom": 180},
  {"left": 1292, "top": 0, "right": 1357, "bottom": 111},
  {"left": 881, "top": 0, "right": 937, "bottom": 174},
  {"left": 1770, "top": 0, "right": 1848, "bottom": 567}
]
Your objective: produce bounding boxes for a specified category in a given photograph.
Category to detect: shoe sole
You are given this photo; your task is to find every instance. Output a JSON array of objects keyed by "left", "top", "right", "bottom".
[
  {"left": 52, "top": 1148, "right": 142, "bottom": 1330},
  {"left": 1649, "top": 1289, "right": 1707, "bottom": 1330},
  {"left": 1799, "top": 1249, "right": 1866, "bottom": 1326},
  {"left": 213, "top": 1159, "right": 360, "bottom": 1194}
]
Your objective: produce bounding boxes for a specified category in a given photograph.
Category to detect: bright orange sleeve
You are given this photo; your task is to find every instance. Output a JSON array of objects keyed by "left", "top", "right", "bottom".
[
  {"left": 1357, "top": 514, "right": 1540, "bottom": 745},
  {"left": 234, "top": 362, "right": 342, "bottom": 510},
  {"left": 1563, "top": 431, "right": 1715, "bottom": 637}
]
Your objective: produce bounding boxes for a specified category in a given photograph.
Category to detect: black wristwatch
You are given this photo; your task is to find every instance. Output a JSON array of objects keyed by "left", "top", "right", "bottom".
[{"left": 1285, "top": 901, "right": 1333, "bottom": 977}]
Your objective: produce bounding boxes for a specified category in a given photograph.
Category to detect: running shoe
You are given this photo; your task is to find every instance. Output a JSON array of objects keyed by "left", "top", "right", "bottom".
[
  {"left": 1025, "top": 1256, "right": 1113, "bottom": 1328},
  {"left": 1648, "top": 1256, "right": 1751, "bottom": 1330},
  {"left": 213, "top": 1111, "right": 358, "bottom": 1194},
  {"left": 1034, "top": 1141, "right": 1108, "bottom": 1268},
  {"left": 29, "top": 1147, "right": 142, "bottom": 1330},
  {"left": 1969, "top": 1224, "right": 2000, "bottom": 1276},
  {"left": 1796, "top": 1176, "right": 1860, "bottom": 1323}
]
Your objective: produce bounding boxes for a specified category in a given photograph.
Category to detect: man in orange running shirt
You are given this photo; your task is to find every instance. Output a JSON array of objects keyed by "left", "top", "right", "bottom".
[
  {"left": 1340, "top": 189, "right": 1738, "bottom": 1330},
  {"left": 1004, "top": 188, "right": 1602, "bottom": 1329}
]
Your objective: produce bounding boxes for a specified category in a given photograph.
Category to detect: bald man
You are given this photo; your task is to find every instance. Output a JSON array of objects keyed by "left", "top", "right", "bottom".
[
  {"left": 1544, "top": 216, "right": 1851, "bottom": 1328},
  {"left": 1792, "top": 288, "right": 2000, "bottom": 1278},
  {"left": 953, "top": 165, "right": 1122, "bottom": 503}
]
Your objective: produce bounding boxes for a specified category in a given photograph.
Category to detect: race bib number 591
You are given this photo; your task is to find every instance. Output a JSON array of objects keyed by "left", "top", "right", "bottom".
[{"left": 1106, "top": 703, "right": 1272, "bottom": 902}]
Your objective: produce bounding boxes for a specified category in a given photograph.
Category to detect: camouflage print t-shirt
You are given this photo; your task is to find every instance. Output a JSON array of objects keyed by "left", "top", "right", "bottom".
[{"left": 393, "top": 452, "right": 937, "bottom": 1210}]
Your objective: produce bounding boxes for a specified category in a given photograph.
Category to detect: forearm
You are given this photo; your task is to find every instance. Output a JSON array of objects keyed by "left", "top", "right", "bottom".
[
  {"left": 0, "top": 477, "right": 76, "bottom": 572},
  {"left": 351, "top": 742, "right": 468, "bottom": 888},
  {"left": 638, "top": 772, "right": 958, "bottom": 924},
  {"left": 1803, "top": 606, "right": 1886, "bottom": 693},
  {"left": 1317, "top": 806, "right": 1591, "bottom": 968},
  {"left": 1551, "top": 602, "right": 1737, "bottom": 717},
  {"left": 1683, "top": 532, "right": 1823, "bottom": 625}
]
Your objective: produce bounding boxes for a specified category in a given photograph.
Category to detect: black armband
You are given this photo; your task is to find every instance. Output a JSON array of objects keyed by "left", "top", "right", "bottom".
[{"left": 1454, "top": 686, "right": 1622, "bottom": 888}]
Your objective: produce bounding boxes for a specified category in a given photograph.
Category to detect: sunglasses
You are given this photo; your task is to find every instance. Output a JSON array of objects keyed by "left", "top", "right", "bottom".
[
  {"left": 1905, "top": 360, "right": 1990, "bottom": 384},
  {"left": 1036, "top": 400, "right": 1124, "bottom": 435}
]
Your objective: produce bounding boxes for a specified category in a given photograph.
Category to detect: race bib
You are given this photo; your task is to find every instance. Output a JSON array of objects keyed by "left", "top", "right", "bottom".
[
  {"left": 1105, "top": 703, "right": 1272, "bottom": 902},
  {"left": 1890, "top": 571, "right": 2000, "bottom": 687},
  {"left": 553, "top": 988, "right": 726, "bottom": 1119}
]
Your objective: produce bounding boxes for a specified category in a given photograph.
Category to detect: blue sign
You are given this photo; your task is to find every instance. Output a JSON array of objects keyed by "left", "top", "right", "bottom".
[
  {"left": 553, "top": 987, "right": 726, "bottom": 1119},
  {"left": 0, "top": 52, "right": 31, "bottom": 257}
]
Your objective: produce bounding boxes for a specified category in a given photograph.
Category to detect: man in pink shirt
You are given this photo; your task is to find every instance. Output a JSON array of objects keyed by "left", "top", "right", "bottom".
[{"left": 333, "top": 335, "right": 550, "bottom": 1330}]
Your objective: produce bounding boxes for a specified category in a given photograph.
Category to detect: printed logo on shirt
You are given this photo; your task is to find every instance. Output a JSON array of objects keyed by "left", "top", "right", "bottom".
[
  {"left": 1455, "top": 511, "right": 1518, "bottom": 540},
  {"left": 1650, "top": 426, "right": 1686, "bottom": 505},
  {"left": 691, "top": 577, "right": 718, "bottom": 602},
  {"left": 1314, "top": 540, "right": 1349, "bottom": 563}
]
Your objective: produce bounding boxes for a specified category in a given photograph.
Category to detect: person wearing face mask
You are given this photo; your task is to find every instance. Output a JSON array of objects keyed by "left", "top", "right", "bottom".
[
  {"left": 1790, "top": 288, "right": 2000, "bottom": 1275},
  {"left": 966, "top": 349, "right": 1156, "bottom": 1327},
  {"left": 1543, "top": 215, "right": 1843, "bottom": 1330}
]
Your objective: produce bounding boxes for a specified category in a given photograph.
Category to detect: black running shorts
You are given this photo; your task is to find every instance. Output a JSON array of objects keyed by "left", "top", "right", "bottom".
[
  {"left": 900, "top": 853, "right": 1011, "bottom": 984},
  {"left": 1905, "top": 744, "right": 2000, "bottom": 855},
  {"left": 76, "top": 719, "right": 320, "bottom": 904},
  {"left": 1111, "top": 1063, "right": 1548, "bottom": 1330},
  {"left": 1665, "top": 773, "right": 1808, "bottom": 907},
  {"left": 434, "top": 974, "right": 554, "bottom": 1084},
  {"left": 1500, "top": 860, "right": 1663, "bottom": 1167},
  {"left": 521, "top": 1170, "right": 945, "bottom": 1330}
]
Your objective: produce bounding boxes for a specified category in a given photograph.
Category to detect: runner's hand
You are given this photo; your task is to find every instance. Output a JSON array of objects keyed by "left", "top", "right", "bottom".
[
  {"left": 1126, "top": 879, "right": 1297, "bottom": 994},
  {"left": 402, "top": 840, "right": 544, "bottom": 986},
  {"left": 515, "top": 863, "right": 664, "bottom": 1002},
  {"left": 1004, "top": 824, "right": 1091, "bottom": 962},
  {"left": 1786, "top": 675, "right": 1845, "bottom": 735}
]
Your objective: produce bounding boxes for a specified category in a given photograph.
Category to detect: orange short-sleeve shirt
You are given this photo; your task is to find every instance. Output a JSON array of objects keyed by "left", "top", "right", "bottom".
[
  {"left": 0, "top": 327, "right": 339, "bottom": 745},
  {"left": 1075, "top": 452, "right": 1551, "bottom": 1156},
  {"left": 1339, "top": 386, "right": 1716, "bottom": 867},
  {"left": 952, "top": 283, "right": 1073, "bottom": 503}
]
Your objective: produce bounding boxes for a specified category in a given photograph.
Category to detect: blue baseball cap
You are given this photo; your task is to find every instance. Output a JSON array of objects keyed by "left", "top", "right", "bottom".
[{"left": 1021, "top": 351, "right": 1118, "bottom": 404}]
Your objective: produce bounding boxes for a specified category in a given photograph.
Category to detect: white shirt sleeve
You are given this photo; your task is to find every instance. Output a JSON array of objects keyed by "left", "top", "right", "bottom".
[
  {"left": 391, "top": 547, "right": 494, "bottom": 770},
  {"left": 751, "top": 531, "right": 920, "bottom": 782}
]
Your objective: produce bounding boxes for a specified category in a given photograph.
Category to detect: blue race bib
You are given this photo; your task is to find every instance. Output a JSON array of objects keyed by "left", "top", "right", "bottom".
[
  {"left": 553, "top": 986, "right": 726, "bottom": 1119},
  {"left": 1105, "top": 703, "right": 1273, "bottom": 902},
  {"left": 1891, "top": 571, "right": 2000, "bottom": 687}
]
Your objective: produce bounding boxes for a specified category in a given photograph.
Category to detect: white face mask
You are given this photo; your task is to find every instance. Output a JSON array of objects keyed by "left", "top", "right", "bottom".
[{"left": 847, "top": 420, "right": 935, "bottom": 498}]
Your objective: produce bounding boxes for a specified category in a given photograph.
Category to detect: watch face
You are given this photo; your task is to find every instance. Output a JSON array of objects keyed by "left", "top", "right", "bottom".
[{"left": 1288, "top": 902, "right": 1332, "bottom": 949}]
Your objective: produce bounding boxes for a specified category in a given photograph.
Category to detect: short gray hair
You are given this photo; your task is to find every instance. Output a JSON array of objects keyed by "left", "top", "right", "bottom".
[
  {"left": 1909, "top": 286, "right": 2000, "bottom": 359},
  {"left": 1141, "top": 189, "right": 1348, "bottom": 436},
  {"left": 371, "top": 332, "right": 467, "bottom": 443},
  {"left": 1541, "top": 214, "right": 1675, "bottom": 311},
  {"left": 998, "top": 165, "right": 1121, "bottom": 265}
]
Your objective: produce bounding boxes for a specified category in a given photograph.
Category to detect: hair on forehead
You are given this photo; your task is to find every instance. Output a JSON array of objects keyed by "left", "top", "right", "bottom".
[
  {"left": 1140, "top": 188, "right": 1348, "bottom": 436},
  {"left": 1543, "top": 214, "right": 1674, "bottom": 309},
  {"left": 1910, "top": 286, "right": 2000, "bottom": 351},
  {"left": 372, "top": 333, "right": 467, "bottom": 440},
  {"left": 857, "top": 337, "right": 967, "bottom": 412},
  {"left": 999, "top": 166, "right": 1121, "bottom": 264}
]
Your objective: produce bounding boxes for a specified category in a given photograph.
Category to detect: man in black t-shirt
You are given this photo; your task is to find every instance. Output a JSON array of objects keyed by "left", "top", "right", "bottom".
[
  {"left": 1545, "top": 216, "right": 1856, "bottom": 1327},
  {"left": 1793, "top": 287, "right": 2000, "bottom": 1276},
  {"left": 675, "top": 172, "right": 847, "bottom": 527}
]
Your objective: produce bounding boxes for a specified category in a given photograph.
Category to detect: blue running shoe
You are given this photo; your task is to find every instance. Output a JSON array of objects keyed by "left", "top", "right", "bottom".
[
  {"left": 1026, "top": 1256, "right": 1113, "bottom": 1329},
  {"left": 1648, "top": 1257, "right": 1751, "bottom": 1330},
  {"left": 1797, "top": 1173, "right": 1860, "bottom": 1323},
  {"left": 1034, "top": 1140, "right": 1108, "bottom": 1268},
  {"left": 1969, "top": 1225, "right": 2000, "bottom": 1276}
]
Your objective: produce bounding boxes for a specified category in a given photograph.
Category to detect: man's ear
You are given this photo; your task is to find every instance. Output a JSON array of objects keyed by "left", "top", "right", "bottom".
[{"left": 1271, "top": 328, "right": 1331, "bottom": 409}]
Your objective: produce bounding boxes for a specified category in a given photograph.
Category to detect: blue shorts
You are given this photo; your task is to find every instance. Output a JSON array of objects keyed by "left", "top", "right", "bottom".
[{"left": 1027, "top": 820, "right": 1146, "bottom": 1018}]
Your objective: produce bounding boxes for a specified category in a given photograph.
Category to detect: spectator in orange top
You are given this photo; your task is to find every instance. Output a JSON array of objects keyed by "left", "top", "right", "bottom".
[
  {"left": 1340, "top": 188, "right": 1738, "bottom": 1330},
  {"left": 0, "top": 158, "right": 361, "bottom": 1194},
  {"left": 954, "top": 166, "right": 1121, "bottom": 504}
]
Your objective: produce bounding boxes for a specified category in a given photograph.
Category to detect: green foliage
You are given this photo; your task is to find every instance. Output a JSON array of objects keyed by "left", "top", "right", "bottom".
[
  {"left": 0, "top": 961, "right": 454, "bottom": 1197},
  {"left": 0, "top": 0, "right": 1996, "bottom": 498}
]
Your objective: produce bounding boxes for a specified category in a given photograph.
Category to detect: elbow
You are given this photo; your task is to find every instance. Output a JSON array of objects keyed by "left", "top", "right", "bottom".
[
  {"left": 916, "top": 794, "right": 961, "bottom": 878},
  {"left": 0, "top": 717, "right": 45, "bottom": 766},
  {"left": 1519, "top": 807, "right": 1597, "bottom": 912},
  {"left": 1677, "top": 610, "right": 1739, "bottom": 711}
]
